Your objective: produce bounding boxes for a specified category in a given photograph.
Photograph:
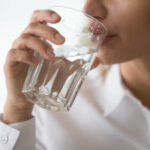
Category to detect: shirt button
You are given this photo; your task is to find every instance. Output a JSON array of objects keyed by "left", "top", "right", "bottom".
[{"left": 0, "top": 136, "right": 8, "bottom": 144}]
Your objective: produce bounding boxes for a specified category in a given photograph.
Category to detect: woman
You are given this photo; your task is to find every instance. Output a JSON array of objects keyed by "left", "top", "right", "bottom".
[{"left": 0, "top": 0, "right": 150, "bottom": 149}]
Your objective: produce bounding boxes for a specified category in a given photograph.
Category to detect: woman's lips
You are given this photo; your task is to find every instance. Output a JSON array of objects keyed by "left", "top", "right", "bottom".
[
  {"left": 102, "top": 34, "right": 116, "bottom": 45},
  {"left": 88, "top": 22, "right": 116, "bottom": 45},
  {"left": 88, "top": 22, "right": 107, "bottom": 42}
]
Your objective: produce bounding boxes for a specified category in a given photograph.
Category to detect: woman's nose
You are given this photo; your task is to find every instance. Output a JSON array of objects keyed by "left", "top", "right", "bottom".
[{"left": 83, "top": 0, "right": 107, "bottom": 20}]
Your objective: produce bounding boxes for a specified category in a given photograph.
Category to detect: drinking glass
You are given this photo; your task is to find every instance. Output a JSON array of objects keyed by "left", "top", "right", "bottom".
[{"left": 22, "top": 6, "right": 107, "bottom": 111}]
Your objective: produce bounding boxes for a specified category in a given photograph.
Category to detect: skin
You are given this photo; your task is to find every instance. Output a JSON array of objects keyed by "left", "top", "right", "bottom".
[
  {"left": 3, "top": 0, "right": 150, "bottom": 124},
  {"left": 84, "top": 0, "right": 150, "bottom": 108}
]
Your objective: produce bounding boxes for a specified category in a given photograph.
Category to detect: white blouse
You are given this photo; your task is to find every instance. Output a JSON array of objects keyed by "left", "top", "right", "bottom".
[{"left": 0, "top": 64, "right": 150, "bottom": 150}]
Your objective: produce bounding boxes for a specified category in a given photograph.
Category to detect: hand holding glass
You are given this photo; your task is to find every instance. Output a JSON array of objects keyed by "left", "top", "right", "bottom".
[{"left": 22, "top": 6, "right": 107, "bottom": 111}]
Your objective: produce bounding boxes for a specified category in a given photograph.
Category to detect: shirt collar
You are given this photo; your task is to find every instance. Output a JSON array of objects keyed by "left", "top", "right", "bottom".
[{"left": 87, "top": 64, "right": 126, "bottom": 117}]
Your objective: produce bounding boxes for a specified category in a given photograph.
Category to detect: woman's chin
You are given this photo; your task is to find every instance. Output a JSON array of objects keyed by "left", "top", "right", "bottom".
[{"left": 97, "top": 50, "right": 129, "bottom": 65}]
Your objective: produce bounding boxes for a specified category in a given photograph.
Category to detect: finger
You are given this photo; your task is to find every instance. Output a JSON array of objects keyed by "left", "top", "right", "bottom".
[
  {"left": 13, "top": 34, "right": 55, "bottom": 60},
  {"left": 90, "top": 57, "right": 100, "bottom": 70},
  {"left": 6, "top": 48, "right": 40, "bottom": 68},
  {"left": 30, "top": 9, "right": 61, "bottom": 24},
  {"left": 24, "top": 23, "right": 65, "bottom": 45}
]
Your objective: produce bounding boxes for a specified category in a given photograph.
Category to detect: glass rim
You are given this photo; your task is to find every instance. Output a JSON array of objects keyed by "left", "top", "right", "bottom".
[{"left": 49, "top": 5, "right": 108, "bottom": 33}]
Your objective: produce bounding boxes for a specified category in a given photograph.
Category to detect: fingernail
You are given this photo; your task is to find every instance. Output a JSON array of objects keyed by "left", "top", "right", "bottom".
[
  {"left": 46, "top": 48, "right": 54, "bottom": 58},
  {"left": 55, "top": 33, "right": 65, "bottom": 42},
  {"left": 51, "top": 13, "right": 59, "bottom": 21}
]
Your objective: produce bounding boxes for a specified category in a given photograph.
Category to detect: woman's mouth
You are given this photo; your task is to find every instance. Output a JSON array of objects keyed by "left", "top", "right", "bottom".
[
  {"left": 88, "top": 22, "right": 116, "bottom": 45},
  {"left": 88, "top": 21, "right": 107, "bottom": 42},
  {"left": 102, "top": 34, "right": 117, "bottom": 45}
]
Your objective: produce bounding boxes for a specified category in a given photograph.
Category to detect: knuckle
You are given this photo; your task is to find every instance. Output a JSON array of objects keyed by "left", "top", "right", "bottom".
[
  {"left": 12, "top": 34, "right": 29, "bottom": 49},
  {"left": 20, "top": 33, "right": 30, "bottom": 41},
  {"left": 7, "top": 49, "right": 15, "bottom": 56},
  {"left": 28, "top": 22, "right": 39, "bottom": 29}
]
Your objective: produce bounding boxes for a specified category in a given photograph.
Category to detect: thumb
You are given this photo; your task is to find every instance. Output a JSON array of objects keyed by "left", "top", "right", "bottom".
[{"left": 90, "top": 57, "right": 100, "bottom": 70}]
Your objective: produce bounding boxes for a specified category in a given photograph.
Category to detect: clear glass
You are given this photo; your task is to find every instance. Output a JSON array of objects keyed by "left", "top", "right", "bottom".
[{"left": 22, "top": 6, "right": 107, "bottom": 111}]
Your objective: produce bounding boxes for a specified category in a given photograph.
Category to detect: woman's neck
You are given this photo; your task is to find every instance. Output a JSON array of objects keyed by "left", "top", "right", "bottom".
[{"left": 120, "top": 56, "right": 150, "bottom": 109}]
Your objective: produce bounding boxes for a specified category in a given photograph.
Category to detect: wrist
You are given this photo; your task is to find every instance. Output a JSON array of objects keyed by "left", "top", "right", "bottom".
[
  {"left": 2, "top": 112, "right": 33, "bottom": 124},
  {"left": 3, "top": 100, "right": 33, "bottom": 124}
]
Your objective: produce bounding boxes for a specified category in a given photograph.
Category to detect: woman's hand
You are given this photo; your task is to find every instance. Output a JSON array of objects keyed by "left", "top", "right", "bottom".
[{"left": 3, "top": 9, "right": 65, "bottom": 124}]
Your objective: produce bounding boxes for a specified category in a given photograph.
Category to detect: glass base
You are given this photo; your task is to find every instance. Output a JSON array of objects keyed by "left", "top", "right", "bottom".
[{"left": 23, "top": 91, "right": 70, "bottom": 112}]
